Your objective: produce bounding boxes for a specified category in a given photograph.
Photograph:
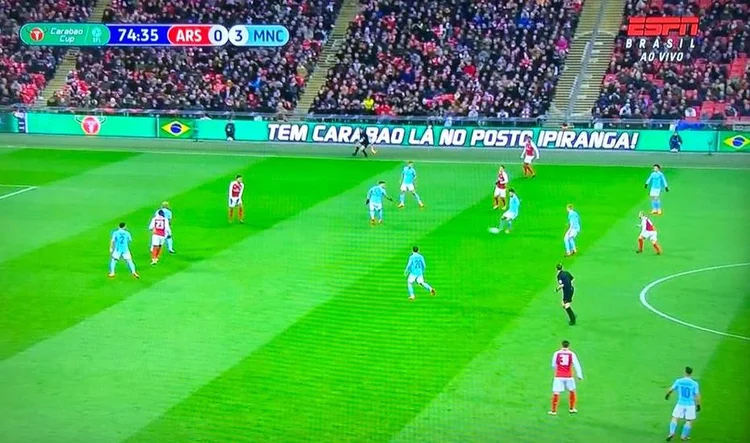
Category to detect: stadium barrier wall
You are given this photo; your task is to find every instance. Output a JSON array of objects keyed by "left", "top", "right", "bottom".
[{"left": 1, "top": 112, "right": 748, "bottom": 152}]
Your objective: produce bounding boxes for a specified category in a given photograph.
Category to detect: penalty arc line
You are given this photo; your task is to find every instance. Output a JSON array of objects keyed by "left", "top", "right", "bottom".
[
  {"left": 0, "top": 186, "right": 38, "bottom": 201},
  {"left": 639, "top": 262, "right": 750, "bottom": 341}
]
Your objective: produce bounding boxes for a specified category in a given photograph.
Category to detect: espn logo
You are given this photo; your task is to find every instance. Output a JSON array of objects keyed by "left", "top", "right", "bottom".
[{"left": 626, "top": 16, "right": 699, "bottom": 37}]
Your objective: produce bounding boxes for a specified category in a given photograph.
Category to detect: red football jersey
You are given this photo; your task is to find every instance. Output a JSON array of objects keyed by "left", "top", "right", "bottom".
[
  {"left": 150, "top": 215, "right": 168, "bottom": 236},
  {"left": 229, "top": 181, "right": 244, "bottom": 198},
  {"left": 641, "top": 217, "right": 656, "bottom": 232},
  {"left": 524, "top": 142, "right": 535, "bottom": 156},
  {"left": 496, "top": 170, "right": 508, "bottom": 189},
  {"left": 552, "top": 349, "right": 582, "bottom": 378}
]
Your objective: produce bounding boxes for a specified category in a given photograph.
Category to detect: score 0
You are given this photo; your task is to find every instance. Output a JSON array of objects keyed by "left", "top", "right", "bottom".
[{"left": 208, "top": 24, "right": 229, "bottom": 46}]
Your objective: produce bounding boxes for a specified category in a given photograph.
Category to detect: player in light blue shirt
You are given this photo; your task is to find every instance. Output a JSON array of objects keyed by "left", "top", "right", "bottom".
[
  {"left": 645, "top": 164, "right": 669, "bottom": 215},
  {"left": 366, "top": 181, "right": 393, "bottom": 225},
  {"left": 109, "top": 222, "right": 139, "bottom": 279},
  {"left": 155, "top": 201, "right": 175, "bottom": 253},
  {"left": 404, "top": 246, "right": 436, "bottom": 300},
  {"left": 564, "top": 204, "right": 581, "bottom": 256},
  {"left": 398, "top": 161, "right": 424, "bottom": 208},
  {"left": 665, "top": 366, "right": 701, "bottom": 441},
  {"left": 496, "top": 189, "right": 520, "bottom": 233}
]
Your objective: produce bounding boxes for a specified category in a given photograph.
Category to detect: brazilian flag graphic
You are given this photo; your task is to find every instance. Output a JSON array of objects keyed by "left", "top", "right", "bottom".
[
  {"left": 720, "top": 132, "right": 750, "bottom": 152},
  {"left": 159, "top": 119, "right": 193, "bottom": 138}
]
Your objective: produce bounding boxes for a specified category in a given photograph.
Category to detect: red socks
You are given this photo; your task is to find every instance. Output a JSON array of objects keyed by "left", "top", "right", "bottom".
[
  {"left": 570, "top": 391, "right": 577, "bottom": 409},
  {"left": 551, "top": 393, "right": 559, "bottom": 412}
]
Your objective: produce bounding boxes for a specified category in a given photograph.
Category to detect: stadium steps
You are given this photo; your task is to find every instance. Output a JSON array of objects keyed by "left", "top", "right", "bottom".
[
  {"left": 546, "top": 0, "right": 625, "bottom": 125},
  {"left": 35, "top": 0, "right": 113, "bottom": 108},
  {"left": 293, "top": 0, "right": 361, "bottom": 116}
]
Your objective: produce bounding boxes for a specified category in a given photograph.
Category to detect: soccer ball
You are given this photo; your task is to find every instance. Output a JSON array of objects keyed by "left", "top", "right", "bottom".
[{"left": 488, "top": 227, "right": 500, "bottom": 234}]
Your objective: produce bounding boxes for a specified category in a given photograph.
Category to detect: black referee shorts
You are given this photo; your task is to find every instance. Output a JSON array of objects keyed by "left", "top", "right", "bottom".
[{"left": 562, "top": 288, "right": 574, "bottom": 303}]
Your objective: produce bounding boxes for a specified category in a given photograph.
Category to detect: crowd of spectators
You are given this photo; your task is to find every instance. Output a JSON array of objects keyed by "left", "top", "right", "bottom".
[
  {"left": 593, "top": 0, "right": 750, "bottom": 122},
  {"left": 49, "top": 0, "right": 342, "bottom": 112},
  {"left": 0, "top": 0, "right": 95, "bottom": 106},
  {"left": 310, "top": 0, "right": 583, "bottom": 118}
]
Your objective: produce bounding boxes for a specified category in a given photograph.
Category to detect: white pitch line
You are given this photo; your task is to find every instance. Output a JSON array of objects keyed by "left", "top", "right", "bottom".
[
  {"left": 639, "top": 262, "right": 750, "bottom": 341},
  {"left": 1, "top": 143, "right": 749, "bottom": 171},
  {"left": 0, "top": 186, "right": 38, "bottom": 201}
]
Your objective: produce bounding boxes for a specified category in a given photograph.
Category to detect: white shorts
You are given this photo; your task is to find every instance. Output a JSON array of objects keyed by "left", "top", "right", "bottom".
[
  {"left": 228, "top": 197, "right": 242, "bottom": 208},
  {"left": 552, "top": 377, "right": 576, "bottom": 393},
  {"left": 649, "top": 188, "right": 662, "bottom": 197},
  {"left": 565, "top": 228, "right": 579, "bottom": 239},
  {"left": 407, "top": 274, "right": 425, "bottom": 285},
  {"left": 369, "top": 202, "right": 383, "bottom": 212},
  {"left": 672, "top": 405, "right": 696, "bottom": 421},
  {"left": 502, "top": 210, "right": 517, "bottom": 220},
  {"left": 401, "top": 183, "right": 415, "bottom": 192},
  {"left": 523, "top": 155, "right": 535, "bottom": 164},
  {"left": 111, "top": 250, "right": 132, "bottom": 261},
  {"left": 640, "top": 230, "right": 658, "bottom": 243},
  {"left": 494, "top": 187, "right": 507, "bottom": 198},
  {"left": 151, "top": 234, "right": 166, "bottom": 247}
]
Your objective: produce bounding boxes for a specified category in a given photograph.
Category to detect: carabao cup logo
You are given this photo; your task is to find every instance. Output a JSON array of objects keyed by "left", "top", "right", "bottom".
[
  {"left": 29, "top": 27, "right": 45, "bottom": 42},
  {"left": 74, "top": 115, "right": 106, "bottom": 135}
]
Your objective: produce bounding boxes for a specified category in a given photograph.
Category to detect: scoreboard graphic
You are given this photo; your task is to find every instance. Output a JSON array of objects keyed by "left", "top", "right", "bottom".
[{"left": 19, "top": 23, "right": 290, "bottom": 47}]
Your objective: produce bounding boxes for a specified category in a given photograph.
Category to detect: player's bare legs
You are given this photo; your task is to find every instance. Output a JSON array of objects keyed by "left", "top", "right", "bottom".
[
  {"left": 667, "top": 417, "right": 694, "bottom": 441},
  {"left": 569, "top": 390, "right": 577, "bottom": 413},
  {"left": 150, "top": 245, "right": 161, "bottom": 265},
  {"left": 493, "top": 195, "right": 506, "bottom": 210},
  {"left": 637, "top": 236, "right": 662, "bottom": 254},
  {"left": 549, "top": 391, "right": 560, "bottom": 415}
]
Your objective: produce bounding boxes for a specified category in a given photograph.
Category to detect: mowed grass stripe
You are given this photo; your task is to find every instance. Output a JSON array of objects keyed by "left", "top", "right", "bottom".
[
  {"left": 129, "top": 166, "right": 647, "bottom": 442},
  {"left": 0, "top": 156, "right": 265, "bottom": 360},
  {"left": 0, "top": 158, "right": 399, "bottom": 443},
  {"left": 0, "top": 152, "right": 250, "bottom": 265},
  {"left": 0, "top": 158, "right": 394, "bottom": 360},
  {"left": 0, "top": 148, "right": 136, "bottom": 186},
  {"left": 699, "top": 296, "right": 750, "bottom": 443},
  {"left": 393, "top": 169, "right": 750, "bottom": 443}
]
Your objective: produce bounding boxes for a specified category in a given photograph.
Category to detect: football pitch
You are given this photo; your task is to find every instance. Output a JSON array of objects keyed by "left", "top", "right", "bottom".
[{"left": 0, "top": 139, "right": 748, "bottom": 442}]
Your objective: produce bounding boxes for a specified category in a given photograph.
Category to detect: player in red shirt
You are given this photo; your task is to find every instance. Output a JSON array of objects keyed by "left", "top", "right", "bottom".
[
  {"left": 549, "top": 340, "right": 583, "bottom": 415},
  {"left": 228, "top": 174, "right": 245, "bottom": 223},
  {"left": 493, "top": 165, "right": 509, "bottom": 210},
  {"left": 636, "top": 211, "right": 662, "bottom": 254},
  {"left": 148, "top": 210, "right": 171, "bottom": 265},
  {"left": 520, "top": 135, "right": 539, "bottom": 178}
]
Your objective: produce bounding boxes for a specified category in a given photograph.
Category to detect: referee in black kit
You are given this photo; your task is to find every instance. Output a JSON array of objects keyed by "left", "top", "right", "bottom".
[{"left": 555, "top": 264, "right": 577, "bottom": 326}]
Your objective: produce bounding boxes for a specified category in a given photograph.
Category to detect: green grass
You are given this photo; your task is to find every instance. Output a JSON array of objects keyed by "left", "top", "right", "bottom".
[{"left": 0, "top": 148, "right": 748, "bottom": 443}]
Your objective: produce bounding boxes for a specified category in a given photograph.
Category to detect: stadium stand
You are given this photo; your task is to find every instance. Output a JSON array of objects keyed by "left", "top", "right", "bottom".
[
  {"left": 593, "top": 0, "right": 750, "bottom": 122},
  {"left": 0, "top": 0, "right": 96, "bottom": 106},
  {"left": 50, "top": 0, "right": 343, "bottom": 112},
  {"left": 309, "top": 0, "right": 584, "bottom": 118}
]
